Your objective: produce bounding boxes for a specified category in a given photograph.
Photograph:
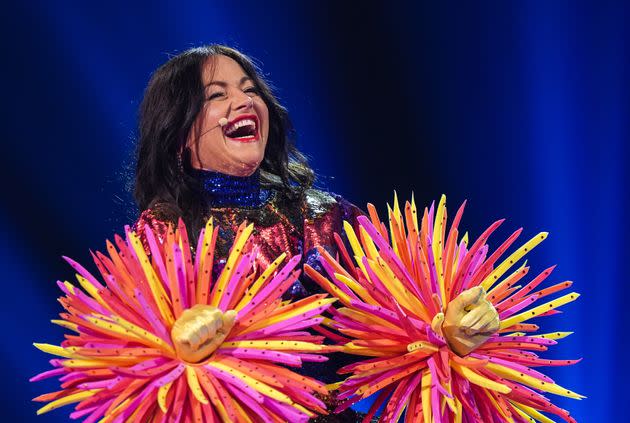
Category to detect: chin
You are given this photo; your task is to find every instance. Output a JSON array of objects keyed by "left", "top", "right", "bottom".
[
  {"left": 236, "top": 163, "right": 259, "bottom": 175},
  {"left": 229, "top": 151, "right": 265, "bottom": 170},
  {"left": 228, "top": 157, "right": 263, "bottom": 176}
]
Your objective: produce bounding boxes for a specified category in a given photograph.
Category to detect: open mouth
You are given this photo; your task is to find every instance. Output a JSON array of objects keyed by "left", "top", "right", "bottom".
[{"left": 223, "top": 114, "right": 259, "bottom": 142}]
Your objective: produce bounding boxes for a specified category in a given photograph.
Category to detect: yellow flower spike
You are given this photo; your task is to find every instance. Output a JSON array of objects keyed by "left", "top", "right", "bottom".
[
  {"left": 535, "top": 331, "right": 574, "bottom": 340},
  {"left": 410, "top": 192, "right": 419, "bottom": 241},
  {"left": 393, "top": 191, "right": 403, "bottom": 221},
  {"left": 485, "top": 362, "right": 584, "bottom": 399},
  {"left": 206, "top": 362, "right": 293, "bottom": 405},
  {"left": 450, "top": 361, "right": 512, "bottom": 394},
  {"left": 305, "top": 266, "right": 353, "bottom": 306},
  {"left": 50, "top": 319, "right": 79, "bottom": 332},
  {"left": 500, "top": 292, "right": 580, "bottom": 330},
  {"left": 109, "top": 315, "right": 175, "bottom": 355},
  {"left": 511, "top": 401, "right": 555, "bottom": 423},
  {"left": 185, "top": 366, "right": 209, "bottom": 405},
  {"left": 433, "top": 195, "right": 447, "bottom": 306},
  {"left": 387, "top": 204, "right": 400, "bottom": 258},
  {"left": 344, "top": 220, "right": 366, "bottom": 260},
  {"left": 33, "top": 343, "right": 77, "bottom": 359},
  {"left": 103, "top": 396, "right": 132, "bottom": 422},
  {"left": 157, "top": 381, "right": 173, "bottom": 413},
  {"left": 393, "top": 402, "right": 407, "bottom": 423},
  {"left": 294, "top": 403, "right": 317, "bottom": 418},
  {"left": 454, "top": 398, "right": 463, "bottom": 423},
  {"left": 359, "top": 225, "right": 380, "bottom": 261},
  {"left": 321, "top": 317, "right": 337, "bottom": 328},
  {"left": 406, "top": 341, "right": 439, "bottom": 353},
  {"left": 486, "top": 261, "right": 528, "bottom": 296},
  {"left": 335, "top": 273, "right": 377, "bottom": 305},
  {"left": 62, "top": 281, "right": 76, "bottom": 295},
  {"left": 355, "top": 256, "right": 371, "bottom": 286},
  {"left": 482, "top": 232, "right": 548, "bottom": 291},
  {"left": 443, "top": 381, "right": 456, "bottom": 413},
  {"left": 75, "top": 275, "right": 114, "bottom": 314},
  {"left": 198, "top": 217, "right": 214, "bottom": 266},
  {"left": 196, "top": 370, "right": 231, "bottom": 422},
  {"left": 84, "top": 316, "right": 145, "bottom": 344},
  {"left": 450, "top": 232, "right": 469, "bottom": 277},
  {"left": 221, "top": 340, "right": 325, "bottom": 351},
  {"left": 337, "top": 308, "right": 400, "bottom": 333},
  {"left": 511, "top": 407, "right": 537, "bottom": 423},
  {"left": 342, "top": 342, "right": 388, "bottom": 357},
  {"left": 326, "top": 381, "right": 344, "bottom": 391},
  {"left": 128, "top": 231, "right": 175, "bottom": 325},
  {"left": 239, "top": 298, "right": 337, "bottom": 335},
  {"left": 371, "top": 257, "right": 426, "bottom": 313},
  {"left": 210, "top": 223, "right": 254, "bottom": 307},
  {"left": 62, "top": 357, "right": 137, "bottom": 368},
  {"left": 389, "top": 191, "right": 404, "bottom": 241},
  {"left": 36, "top": 389, "right": 101, "bottom": 415},
  {"left": 483, "top": 389, "right": 514, "bottom": 422},
  {"left": 196, "top": 217, "right": 215, "bottom": 305},
  {"left": 235, "top": 252, "right": 287, "bottom": 311},
  {"left": 421, "top": 370, "right": 432, "bottom": 423}
]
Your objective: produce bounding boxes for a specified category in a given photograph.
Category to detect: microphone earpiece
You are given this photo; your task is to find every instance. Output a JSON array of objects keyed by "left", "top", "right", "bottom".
[{"left": 218, "top": 118, "right": 228, "bottom": 127}]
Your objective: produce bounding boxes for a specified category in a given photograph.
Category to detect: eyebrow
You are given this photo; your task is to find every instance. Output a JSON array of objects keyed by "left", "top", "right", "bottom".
[{"left": 204, "top": 76, "right": 253, "bottom": 88}]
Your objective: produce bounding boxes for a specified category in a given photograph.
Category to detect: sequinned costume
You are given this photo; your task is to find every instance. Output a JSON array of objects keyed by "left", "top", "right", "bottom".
[{"left": 133, "top": 169, "right": 367, "bottom": 422}]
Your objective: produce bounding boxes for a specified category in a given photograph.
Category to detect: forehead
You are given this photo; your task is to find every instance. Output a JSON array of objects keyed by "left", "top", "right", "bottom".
[{"left": 202, "top": 55, "right": 249, "bottom": 84}]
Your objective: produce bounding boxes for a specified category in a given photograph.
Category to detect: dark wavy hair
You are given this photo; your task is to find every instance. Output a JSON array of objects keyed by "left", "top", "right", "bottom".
[{"left": 134, "top": 45, "right": 314, "bottom": 235}]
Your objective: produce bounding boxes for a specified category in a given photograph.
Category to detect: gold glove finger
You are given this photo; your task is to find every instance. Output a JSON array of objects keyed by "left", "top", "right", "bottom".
[
  {"left": 198, "top": 320, "right": 233, "bottom": 355},
  {"left": 459, "top": 306, "right": 487, "bottom": 328},
  {"left": 448, "top": 335, "right": 479, "bottom": 356},
  {"left": 451, "top": 286, "right": 485, "bottom": 311},
  {"left": 172, "top": 323, "right": 194, "bottom": 345},
  {"left": 469, "top": 312, "right": 497, "bottom": 333},
  {"left": 222, "top": 310, "right": 237, "bottom": 333},
  {"left": 205, "top": 331, "right": 229, "bottom": 354},
  {"left": 185, "top": 330, "right": 201, "bottom": 349},
  {"left": 474, "top": 314, "right": 500, "bottom": 335},
  {"left": 198, "top": 309, "right": 223, "bottom": 335},
  {"left": 431, "top": 312, "right": 444, "bottom": 335},
  {"left": 192, "top": 316, "right": 211, "bottom": 344}
]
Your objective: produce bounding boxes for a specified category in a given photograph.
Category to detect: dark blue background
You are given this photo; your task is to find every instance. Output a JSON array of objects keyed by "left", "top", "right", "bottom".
[{"left": 2, "top": 1, "right": 627, "bottom": 421}]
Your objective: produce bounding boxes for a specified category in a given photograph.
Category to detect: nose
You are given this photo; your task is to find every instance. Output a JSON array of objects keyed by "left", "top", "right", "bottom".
[{"left": 233, "top": 91, "right": 254, "bottom": 111}]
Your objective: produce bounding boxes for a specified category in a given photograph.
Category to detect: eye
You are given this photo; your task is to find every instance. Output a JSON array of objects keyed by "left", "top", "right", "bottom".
[
  {"left": 206, "top": 91, "right": 225, "bottom": 101},
  {"left": 243, "top": 86, "right": 259, "bottom": 95}
]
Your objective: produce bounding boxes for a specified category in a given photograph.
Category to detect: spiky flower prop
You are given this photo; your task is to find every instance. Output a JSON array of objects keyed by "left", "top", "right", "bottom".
[
  {"left": 32, "top": 219, "right": 336, "bottom": 422},
  {"left": 305, "top": 195, "right": 582, "bottom": 423}
]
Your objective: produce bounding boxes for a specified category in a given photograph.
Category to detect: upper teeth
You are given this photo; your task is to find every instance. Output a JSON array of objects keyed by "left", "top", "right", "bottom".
[{"left": 225, "top": 118, "right": 256, "bottom": 135}]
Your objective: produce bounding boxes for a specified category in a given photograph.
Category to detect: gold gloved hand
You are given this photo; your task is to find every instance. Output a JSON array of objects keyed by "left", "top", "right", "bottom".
[
  {"left": 170, "top": 304, "right": 237, "bottom": 363},
  {"left": 440, "top": 286, "right": 499, "bottom": 357}
]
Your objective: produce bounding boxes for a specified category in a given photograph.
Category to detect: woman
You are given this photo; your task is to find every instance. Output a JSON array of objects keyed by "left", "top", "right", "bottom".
[{"left": 133, "top": 45, "right": 499, "bottom": 421}]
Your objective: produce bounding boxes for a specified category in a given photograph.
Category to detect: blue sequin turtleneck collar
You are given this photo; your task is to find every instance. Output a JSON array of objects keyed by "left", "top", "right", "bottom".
[{"left": 191, "top": 168, "right": 272, "bottom": 208}]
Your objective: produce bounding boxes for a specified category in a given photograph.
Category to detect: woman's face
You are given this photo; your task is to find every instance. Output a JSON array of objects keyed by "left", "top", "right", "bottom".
[{"left": 186, "top": 55, "right": 270, "bottom": 176}]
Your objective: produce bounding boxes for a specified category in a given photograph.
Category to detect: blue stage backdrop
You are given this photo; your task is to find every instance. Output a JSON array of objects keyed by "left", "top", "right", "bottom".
[{"left": 2, "top": 1, "right": 627, "bottom": 421}]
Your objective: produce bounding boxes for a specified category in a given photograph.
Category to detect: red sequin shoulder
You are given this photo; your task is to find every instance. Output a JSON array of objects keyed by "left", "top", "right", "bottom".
[{"left": 132, "top": 189, "right": 363, "bottom": 266}]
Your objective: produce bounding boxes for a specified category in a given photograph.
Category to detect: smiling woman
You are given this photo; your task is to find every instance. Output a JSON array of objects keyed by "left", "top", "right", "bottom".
[
  {"left": 131, "top": 44, "right": 499, "bottom": 422},
  {"left": 133, "top": 44, "right": 370, "bottom": 422}
]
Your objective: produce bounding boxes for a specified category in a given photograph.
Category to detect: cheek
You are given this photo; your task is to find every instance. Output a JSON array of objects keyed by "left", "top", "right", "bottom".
[
  {"left": 259, "top": 106, "right": 270, "bottom": 140},
  {"left": 203, "top": 108, "right": 224, "bottom": 130}
]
